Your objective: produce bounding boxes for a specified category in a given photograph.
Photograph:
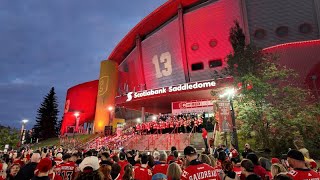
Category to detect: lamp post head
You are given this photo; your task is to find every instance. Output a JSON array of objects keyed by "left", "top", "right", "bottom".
[
  {"left": 108, "top": 106, "right": 113, "bottom": 111},
  {"left": 220, "top": 88, "right": 236, "bottom": 99},
  {"left": 137, "top": 118, "right": 141, "bottom": 123},
  {"left": 22, "top": 119, "right": 28, "bottom": 124},
  {"left": 74, "top": 112, "right": 80, "bottom": 117}
]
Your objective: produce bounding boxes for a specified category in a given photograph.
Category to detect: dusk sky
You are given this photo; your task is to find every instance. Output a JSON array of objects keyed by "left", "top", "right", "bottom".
[{"left": 0, "top": 0, "right": 167, "bottom": 129}]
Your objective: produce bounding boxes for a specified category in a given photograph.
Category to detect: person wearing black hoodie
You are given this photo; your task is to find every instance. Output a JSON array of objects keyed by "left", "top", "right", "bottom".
[{"left": 15, "top": 153, "right": 41, "bottom": 180}]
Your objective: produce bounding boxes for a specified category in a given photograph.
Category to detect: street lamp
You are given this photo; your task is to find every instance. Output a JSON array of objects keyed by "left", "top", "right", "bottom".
[
  {"left": 137, "top": 118, "right": 141, "bottom": 123},
  {"left": 21, "top": 119, "right": 28, "bottom": 145},
  {"left": 220, "top": 88, "right": 239, "bottom": 150},
  {"left": 108, "top": 106, "right": 114, "bottom": 126},
  {"left": 74, "top": 112, "right": 80, "bottom": 133}
]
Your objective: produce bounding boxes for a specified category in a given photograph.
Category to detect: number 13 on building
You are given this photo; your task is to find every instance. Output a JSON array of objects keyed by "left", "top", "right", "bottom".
[{"left": 152, "top": 52, "right": 173, "bottom": 78}]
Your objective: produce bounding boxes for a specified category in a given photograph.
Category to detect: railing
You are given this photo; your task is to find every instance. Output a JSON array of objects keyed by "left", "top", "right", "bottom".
[{"left": 183, "top": 126, "right": 196, "bottom": 148}]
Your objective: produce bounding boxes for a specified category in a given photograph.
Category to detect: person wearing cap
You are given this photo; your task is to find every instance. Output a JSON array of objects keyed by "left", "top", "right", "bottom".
[
  {"left": 181, "top": 146, "right": 220, "bottom": 180},
  {"left": 271, "top": 158, "right": 280, "bottom": 165},
  {"left": 76, "top": 156, "right": 104, "bottom": 180},
  {"left": 133, "top": 154, "right": 152, "bottom": 180},
  {"left": 32, "top": 158, "right": 52, "bottom": 180},
  {"left": 286, "top": 149, "right": 320, "bottom": 180}
]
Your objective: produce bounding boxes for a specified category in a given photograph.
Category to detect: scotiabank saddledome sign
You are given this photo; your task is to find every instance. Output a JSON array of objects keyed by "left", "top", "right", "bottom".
[{"left": 126, "top": 80, "right": 216, "bottom": 102}]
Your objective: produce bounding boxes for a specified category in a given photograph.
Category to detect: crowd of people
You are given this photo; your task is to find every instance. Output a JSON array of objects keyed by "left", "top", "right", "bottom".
[
  {"left": 134, "top": 115, "right": 204, "bottom": 134},
  {"left": 0, "top": 140, "right": 319, "bottom": 180}
]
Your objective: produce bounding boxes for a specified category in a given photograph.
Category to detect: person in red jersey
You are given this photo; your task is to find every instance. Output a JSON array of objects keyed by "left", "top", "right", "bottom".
[
  {"left": 231, "top": 158, "right": 242, "bottom": 177},
  {"left": 229, "top": 144, "right": 239, "bottom": 160},
  {"left": 246, "top": 153, "right": 267, "bottom": 180},
  {"left": 133, "top": 154, "right": 152, "bottom": 180},
  {"left": 240, "top": 159, "right": 261, "bottom": 180},
  {"left": 118, "top": 152, "right": 129, "bottom": 179},
  {"left": 286, "top": 149, "right": 320, "bottom": 180},
  {"left": 167, "top": 146, "right": 177, "bottom": 164},
  {"left": 54, "top": 153, "right": 63, "bottom": 166},
  {"left": 202, "top": 128, "right": 209, "bottom": 153},
  {"left": 0, "top": 163, "right": 6, "bottom": 180},
  {"left": 153, "top": 152, "right": 169, "bottom": 175},
  {"left": 48, "top": 160, "right": 63, "bottom": 180},
  {"left": 181, "top": 146, "right": 220, "bottom": 180},
  {"left": 56, "top": 154, "right": 79, "bottom": 180},
  {"left": 171, "top": 150, "right": 183, "bottom": 167}
]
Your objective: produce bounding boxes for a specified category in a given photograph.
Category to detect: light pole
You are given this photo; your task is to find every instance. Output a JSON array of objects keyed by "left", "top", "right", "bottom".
[
  {"left": 220, "top": 88, "right": 239, "bottom": 150},
  {"left": 21, "top": 119, "right": 28, "bottom": 145},
  {"left": 108, "top": 106, "right": 114, "bottom": 126},
  {"left": 74, "top": 112, "right": 80, "bottom": 133}
]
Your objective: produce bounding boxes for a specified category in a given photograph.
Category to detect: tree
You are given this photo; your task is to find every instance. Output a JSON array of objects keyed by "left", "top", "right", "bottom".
[
  {"left": 0, "top": 126, "right": 19, "bottom": 149},
  {"left": 56, "top": 116, "right": 63, "bottom": 136},
  {"left": 226, "top": 21, "right": 320, "bottom": 157},
  {"left": 33, "top": 87, "right": 59, "bottom": 140}
]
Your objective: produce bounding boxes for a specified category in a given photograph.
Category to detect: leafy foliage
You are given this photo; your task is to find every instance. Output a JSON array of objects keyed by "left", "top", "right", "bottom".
[
  {"left": 226, "top": 21, "right": 320, "bottom": 157},
  {"left": 33, "top": 87, "right": 59, "bottom": 140},
  {"left": 0, "top": 126, "right": 19, "bottom": 149}
]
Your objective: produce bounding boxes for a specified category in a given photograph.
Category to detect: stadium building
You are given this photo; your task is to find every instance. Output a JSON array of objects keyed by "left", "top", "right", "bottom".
[{"left": 60, "top": 0, "right": 320, "bottom": 135}]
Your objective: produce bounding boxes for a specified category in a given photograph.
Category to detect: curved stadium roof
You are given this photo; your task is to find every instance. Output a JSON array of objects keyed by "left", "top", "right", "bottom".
[{"left": 107, "top": 0, "right": 200, "bottom": 63}]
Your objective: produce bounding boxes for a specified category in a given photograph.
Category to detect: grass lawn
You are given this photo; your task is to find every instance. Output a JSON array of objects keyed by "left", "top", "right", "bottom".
[{"left": 30, "top": 134, "right": 98, "bottom": 150}]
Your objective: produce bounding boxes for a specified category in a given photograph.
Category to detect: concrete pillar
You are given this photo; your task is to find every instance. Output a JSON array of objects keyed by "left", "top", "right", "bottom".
[{"left": 93, "top": 60, "right": 118, "bottom": 133}]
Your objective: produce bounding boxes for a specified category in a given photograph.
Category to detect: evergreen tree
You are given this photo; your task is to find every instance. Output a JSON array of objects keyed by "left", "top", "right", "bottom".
[
  {"left": 33, "top": 87, "right": 59, "bottom": 140},
  {"left": 56, "top": 117, "right": 63, "bottom": 136}
]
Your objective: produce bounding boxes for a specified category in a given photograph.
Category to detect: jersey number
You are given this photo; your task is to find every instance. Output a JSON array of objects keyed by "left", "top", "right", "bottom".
[
  {"left": 61, "top": 171, "right": 73, "bottom": 180},
  {"left": 152, "top": 52, "right": 172, "bottom": 78}
]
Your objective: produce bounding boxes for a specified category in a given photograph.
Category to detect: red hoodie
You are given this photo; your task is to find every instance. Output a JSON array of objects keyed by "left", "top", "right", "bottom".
[{"left": 202, "top": 129, "right": 208, "bottom": 138}]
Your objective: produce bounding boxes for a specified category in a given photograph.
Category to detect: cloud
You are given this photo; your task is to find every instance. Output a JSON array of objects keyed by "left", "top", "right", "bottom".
[{"left": 0, "top": 0, "right": 167, "bottom": 129}]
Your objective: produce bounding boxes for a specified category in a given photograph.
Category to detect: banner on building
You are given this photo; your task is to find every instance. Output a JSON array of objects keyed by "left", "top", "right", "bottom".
[
  {"left": 172, "top": 99, "right": 213, "bottom": 115},
  {"left": 217, "top": 100, "right": 232, "bottom": 132}
]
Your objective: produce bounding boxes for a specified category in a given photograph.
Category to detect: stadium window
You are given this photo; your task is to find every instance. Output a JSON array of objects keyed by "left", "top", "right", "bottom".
[
  {"left": 276, "top": 26, "right": 289, "bottom": 37},
  {"left": 254, "top": 29, "right": 266, "bottom": 39},
  {"left": 299, "top": 23, "right": 312, "bottom": 34},
  {"left": 191, "top": 62, "right": 204, "bottom": 71},
  {"left": 209, "top": 39, "right": 218, "bottom": 48},
  {"left": 209, "top": 59, "right": 222, "bottom": 68},
  {"left": 191, "top": 43, "right": 199, "bottom": 51},
  {"left": 120, "top": 62, "right": 129, "bottom": 72}
]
